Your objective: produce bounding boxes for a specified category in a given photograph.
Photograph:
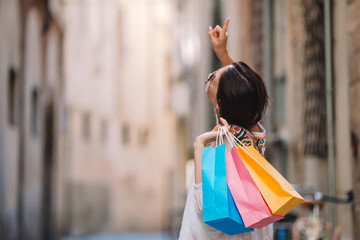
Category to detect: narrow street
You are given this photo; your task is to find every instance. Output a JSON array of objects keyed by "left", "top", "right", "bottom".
[
  {"left": 62, "top": 233, "right": 174, "bottom": 240},
  {"left": 1, "top": 0, "right": 360, "bottom": 239}
]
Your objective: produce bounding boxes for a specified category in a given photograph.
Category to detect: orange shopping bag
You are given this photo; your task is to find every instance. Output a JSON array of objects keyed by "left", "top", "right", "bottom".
[{"left": 236, "top": 145, "right": 303, "bottom": 216}]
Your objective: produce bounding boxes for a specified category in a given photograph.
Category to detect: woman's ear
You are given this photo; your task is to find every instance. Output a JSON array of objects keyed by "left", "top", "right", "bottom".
[{"left": 215, "top": 104, "right": 220, "bottom": 115}]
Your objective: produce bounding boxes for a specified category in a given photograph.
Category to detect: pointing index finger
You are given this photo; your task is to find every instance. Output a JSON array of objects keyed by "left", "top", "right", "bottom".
[{"left": 222, "top": 17, "right": 230, "bottom": 34}]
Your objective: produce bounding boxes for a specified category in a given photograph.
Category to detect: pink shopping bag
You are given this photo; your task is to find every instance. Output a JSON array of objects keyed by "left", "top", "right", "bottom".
[{"left": 226, "top": 146, "right": 283, "bottom": 228}]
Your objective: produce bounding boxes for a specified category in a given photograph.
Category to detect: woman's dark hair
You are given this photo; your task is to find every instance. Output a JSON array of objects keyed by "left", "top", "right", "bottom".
[{"left": 216, "top": 61, "right": 269, "bottom": 130}]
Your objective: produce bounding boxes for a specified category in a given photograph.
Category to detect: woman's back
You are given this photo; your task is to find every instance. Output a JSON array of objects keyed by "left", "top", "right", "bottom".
[{"left": 179, "top": 123, "right": 273, "bottom": 240}]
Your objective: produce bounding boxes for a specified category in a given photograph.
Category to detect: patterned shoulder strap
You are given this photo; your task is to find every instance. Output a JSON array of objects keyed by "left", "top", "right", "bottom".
[
  {"left": 229, "top": 125, "right": 266, "bottom": 155},
  {"left": 229, "top": 125, "right": 252, "bottom": 146}
]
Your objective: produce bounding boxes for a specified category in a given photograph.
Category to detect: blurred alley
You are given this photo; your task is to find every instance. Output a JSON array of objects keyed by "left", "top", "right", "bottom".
[{"left": 1, "top": 0, "right": 360, "bottom": 239}]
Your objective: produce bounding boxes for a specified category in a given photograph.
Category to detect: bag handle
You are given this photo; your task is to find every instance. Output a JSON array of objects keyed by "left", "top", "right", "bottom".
[
  {"left": 216, "top": 126, "right": 224, "bottom": 146},
  {"left": 215, "top": 126, "right": 252, "bottom": 151},
  {"left": 220, "top": 126, "right": 264, "bottom": 162},
  {"left": 219, "top": 126, "right": 247, "bottom": 148}
]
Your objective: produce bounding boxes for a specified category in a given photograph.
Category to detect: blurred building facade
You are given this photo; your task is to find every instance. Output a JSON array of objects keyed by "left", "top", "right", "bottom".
[
  {"left": 62, "top": 0, "right": 219, "bottom": 235},
  {"left": 0, "top": 0, "right": 66, "bottom": 239},
  {"left": 1, "top": 0, "right": 216, "bottom": 238},
  {"left": 62, "top": 0, "right": 181, "bottom": 234},
  {"left": 217, "top": 0, "right": 359, "bottom": 239}
]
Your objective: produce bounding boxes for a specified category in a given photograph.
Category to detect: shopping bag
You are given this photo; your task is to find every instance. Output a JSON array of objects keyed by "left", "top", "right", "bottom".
[
  {"left": 226, "top": 146, "right": 284, "bottom": 228},
  {"left": 223, "top": 129, "right": 283, "bottom": 228},
  {"left": 236, "top": 145, "right": 304, "bottom": 216},
  {"left": 202, "top": 130, "right": 253, "bottom": 235}
]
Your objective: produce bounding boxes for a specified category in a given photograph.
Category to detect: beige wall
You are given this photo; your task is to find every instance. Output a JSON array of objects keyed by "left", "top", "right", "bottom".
[
  {"left": 347, "top": 0, "right": 360, "bottom": 238},
  {"left": 64, "top": 0, "right": 122, "bottom": 233},
  {"left": 333, "top": 1, "right": 353, "bottom": 238},
  {"left": 63, "top": 0, "right": 185, "bottom": 233},
  {"left": 283, "top": 0, "right": 306, "bottom": 185},
  {"left": 23, "top": 9, "right": 43, "bottom": 239},
  {"left": 0, "top": 0, "right": 65, "bottom": 238},
  {"left": 0, "top": 0, "right": 21, "bottom": 239}
]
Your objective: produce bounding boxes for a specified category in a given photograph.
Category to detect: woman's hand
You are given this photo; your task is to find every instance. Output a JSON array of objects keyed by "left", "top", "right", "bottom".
[
  {"left": 194, "top": 118, "right": 231, "bottom": 147},
  {"left": 208, "top": 18, "right": 233, "bottom": 66},
  {"left": 194, "top": 124, "right": 220, "bottom": 148},
  {"left": 194, "top": 118, "right": 230, "bottom": 184}
]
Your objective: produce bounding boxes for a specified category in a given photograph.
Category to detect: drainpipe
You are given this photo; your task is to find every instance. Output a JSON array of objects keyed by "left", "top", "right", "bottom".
[
  {"left": 324, "top": 0, "right": 336, "bottom": 228},
  {"left": 263, "top": 0, "right": 273, "bottom": 132}
]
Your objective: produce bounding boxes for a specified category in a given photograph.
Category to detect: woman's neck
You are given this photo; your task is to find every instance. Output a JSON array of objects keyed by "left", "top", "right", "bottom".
[{"left": 250, "top": 123, "right": 262, "bottom": 133}]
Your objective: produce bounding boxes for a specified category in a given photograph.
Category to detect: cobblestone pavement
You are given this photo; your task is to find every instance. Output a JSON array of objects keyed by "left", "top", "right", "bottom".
[{"left": 62, "top": 233, "right": 175, "bottom": 240}]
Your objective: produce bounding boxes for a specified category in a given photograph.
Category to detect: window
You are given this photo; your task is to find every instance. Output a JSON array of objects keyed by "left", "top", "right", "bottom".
[
  {"left": 31, "top": 88, "right": 38, "bottom": 136},
  {"left": 121, "top": 123, "right": 130, "bottom": 145},
  {"left": 83, "top": 112, "right": 91, "bottom": 141},
  {"left": 8, "top": 68, "right": 16, "bottom": 125},
  {"left": 100, "top": 119, "right": 108, "bottom": 143},
  {"left": 139, "top": 127, "right": 149, "bottom": 147}
]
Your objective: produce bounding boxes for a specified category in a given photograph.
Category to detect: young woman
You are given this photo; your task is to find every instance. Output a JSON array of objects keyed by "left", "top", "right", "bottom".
[{"left": 179, "top": 18, "right": 273, "bottom": 240}]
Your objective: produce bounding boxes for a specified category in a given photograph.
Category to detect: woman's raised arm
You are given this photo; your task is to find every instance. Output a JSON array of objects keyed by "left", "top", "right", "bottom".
[{"left": 208, "top": 17, "right": 234, "bottom": 67}]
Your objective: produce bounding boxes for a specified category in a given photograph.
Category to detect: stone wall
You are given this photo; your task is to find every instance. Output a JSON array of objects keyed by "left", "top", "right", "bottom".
[
  {"left": 348, "top": 0, "right": 360, "bottom": 238},
  {"left": 0, "top": 0, "right": 64, "bottom": 239}
]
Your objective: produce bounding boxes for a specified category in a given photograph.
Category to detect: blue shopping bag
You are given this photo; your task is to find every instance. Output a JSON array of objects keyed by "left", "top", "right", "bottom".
[{"left": 202, "top": 143, "right": 253, "bottom": 235}]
